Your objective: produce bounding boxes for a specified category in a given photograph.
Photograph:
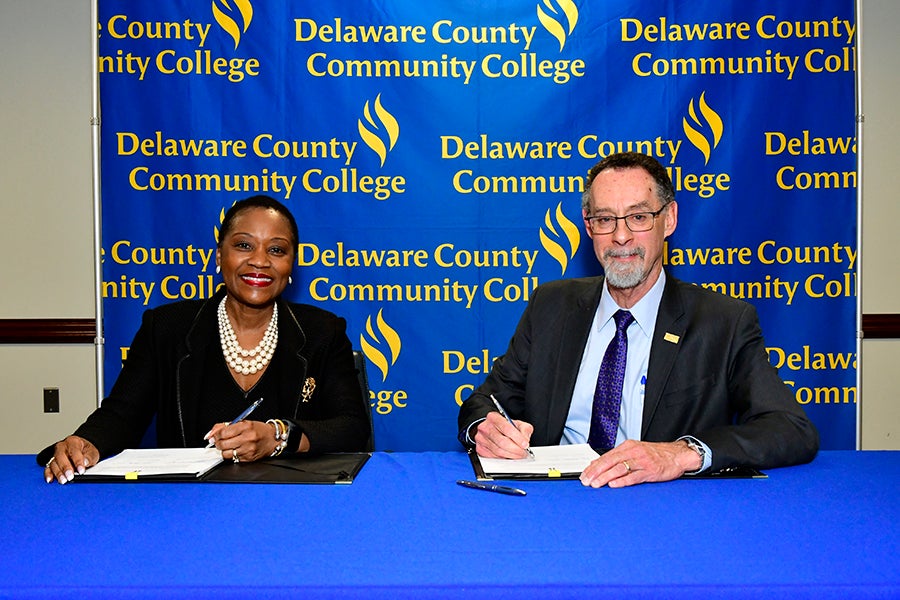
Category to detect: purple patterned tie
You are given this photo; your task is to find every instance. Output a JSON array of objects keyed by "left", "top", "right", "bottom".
[{"left": 588, "top": 310, "right": 634, "bottom": 449}]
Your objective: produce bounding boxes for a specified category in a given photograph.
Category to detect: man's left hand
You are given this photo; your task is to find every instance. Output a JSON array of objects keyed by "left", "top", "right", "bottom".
[{"left": 579, "top": 439, "right": 702, "bottom": 488}]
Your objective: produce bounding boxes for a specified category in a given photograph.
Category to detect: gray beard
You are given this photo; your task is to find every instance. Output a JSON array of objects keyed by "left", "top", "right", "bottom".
[{"left": 602, "top": 248, "right": 646, "bottom": 289}]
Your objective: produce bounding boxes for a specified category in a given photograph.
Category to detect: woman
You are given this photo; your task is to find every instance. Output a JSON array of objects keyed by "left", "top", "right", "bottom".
[{"left": 39, "top": 195, "right": 369, "bottom": 484}]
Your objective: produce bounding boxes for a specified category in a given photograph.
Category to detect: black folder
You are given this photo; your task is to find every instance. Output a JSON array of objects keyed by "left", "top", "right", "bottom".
[
  {"left": 467, "top": 448, "right": 584, "bottom": 480},
  {"left": 204, "top": 453, "right": 370, "bottom": 484},
  {"left": 74, "top": 453, "right": 371, "bottom": 484},
  {"left": 468, "top": 448, "right": 765, "bottom": 481}
]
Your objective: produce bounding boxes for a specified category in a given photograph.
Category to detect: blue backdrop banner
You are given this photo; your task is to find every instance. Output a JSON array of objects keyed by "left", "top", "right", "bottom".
[{"left": 98, "top": 0, "right": 857, "bottom": 451}]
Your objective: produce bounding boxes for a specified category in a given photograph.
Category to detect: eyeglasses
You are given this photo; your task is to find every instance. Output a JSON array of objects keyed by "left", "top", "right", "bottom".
[{"left": 584, "top": 203, "right": 670, "bottom": 235}]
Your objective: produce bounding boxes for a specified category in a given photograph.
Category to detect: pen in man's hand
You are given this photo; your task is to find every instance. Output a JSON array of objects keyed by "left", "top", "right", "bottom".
[
  {"left": 457, "top": 479, "right": 526, "bottom": 496},
  {"left": 205, "top": 397, "right": 264, "bottom": 448},
  {"left": 490, "top": 394, "right": 535, "bottom": 458}
]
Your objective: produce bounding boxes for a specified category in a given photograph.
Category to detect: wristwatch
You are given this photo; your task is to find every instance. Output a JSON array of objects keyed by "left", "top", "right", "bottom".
[{"left": 683, "top": 437, "right": 707, "bottom": 473}]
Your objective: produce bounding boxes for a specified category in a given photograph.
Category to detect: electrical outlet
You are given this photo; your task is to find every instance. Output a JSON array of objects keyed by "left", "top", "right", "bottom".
[{"left": 43, "top": 388, "right": 59, "bottom": 413}]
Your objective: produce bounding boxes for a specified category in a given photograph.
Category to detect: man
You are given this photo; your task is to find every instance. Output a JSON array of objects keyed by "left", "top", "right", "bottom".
[{"left": 458, "top": 152, "right": 818, "bottom": 488}]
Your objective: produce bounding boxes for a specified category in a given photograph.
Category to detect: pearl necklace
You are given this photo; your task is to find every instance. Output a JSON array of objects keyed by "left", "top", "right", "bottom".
[{"left": 217, "top": 297, "right": 278, "bottom": 376}]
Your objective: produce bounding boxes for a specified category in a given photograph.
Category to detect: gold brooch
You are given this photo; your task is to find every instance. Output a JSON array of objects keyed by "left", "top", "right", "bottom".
[{"left": 301, "top": 377, "right": 316, "bottom": 402}]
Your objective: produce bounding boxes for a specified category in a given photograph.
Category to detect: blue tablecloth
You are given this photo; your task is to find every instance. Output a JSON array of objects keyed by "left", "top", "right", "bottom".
[{"left": 1, "top": 450, "right": 897, "bottom": 598}]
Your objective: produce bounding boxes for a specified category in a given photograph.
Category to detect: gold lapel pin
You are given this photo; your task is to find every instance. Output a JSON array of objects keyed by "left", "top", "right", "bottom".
[
  {"left": 301, "top": 377, "right": 316, "bottom": 402},
  {"left": 664, "top": 332, "right": 680, "bottom": 344}
]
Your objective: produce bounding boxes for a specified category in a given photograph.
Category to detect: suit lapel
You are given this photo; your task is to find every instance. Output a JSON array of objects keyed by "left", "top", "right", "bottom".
[
  {"left": 642, "top": 277, "right": 686, "bottom": 437},
  {"left": 177, "top": 295, "right": 219, "bottom": 445},
  {"left": 544, "top": 279, "right": 603, "bottom": 442},
  {"left": 276, "top": 299, "right": 308, "bottom": 417}
]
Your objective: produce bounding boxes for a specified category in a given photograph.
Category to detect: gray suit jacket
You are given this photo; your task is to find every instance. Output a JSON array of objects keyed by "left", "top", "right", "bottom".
[{"left": 458, "top": 275, "right": 819, "bottom": 471}]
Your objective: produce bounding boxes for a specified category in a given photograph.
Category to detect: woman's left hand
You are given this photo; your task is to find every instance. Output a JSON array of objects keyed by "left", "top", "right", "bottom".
[{"left": 205, "top": 420, "right": 275, "bottom": 462}]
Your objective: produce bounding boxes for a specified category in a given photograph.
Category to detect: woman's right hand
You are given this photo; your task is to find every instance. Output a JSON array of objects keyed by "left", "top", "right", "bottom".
[{"left": 44, "top": 436, "right": 100, "bottom": 484}]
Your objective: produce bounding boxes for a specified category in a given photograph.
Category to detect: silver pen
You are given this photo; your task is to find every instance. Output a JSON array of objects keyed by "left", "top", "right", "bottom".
[
  {"left": 490, "top": 394, "right": 535, "bottom": 459},
  {"left": 457, "top": 479, "right": 526, "bottom": 496}
]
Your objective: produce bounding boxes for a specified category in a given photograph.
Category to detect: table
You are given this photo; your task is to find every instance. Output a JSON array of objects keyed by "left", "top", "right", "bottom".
[{"left": 1, "top": 451, "right": 897, "bottom": 598}]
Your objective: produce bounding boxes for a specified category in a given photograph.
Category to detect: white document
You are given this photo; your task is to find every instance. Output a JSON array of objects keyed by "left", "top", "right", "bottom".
[
  {"left": 80, "top": 447, "right": 224, "bottom": 479},
  {"left": 477, "top": 443, "right": 601, "bottom": 477}
]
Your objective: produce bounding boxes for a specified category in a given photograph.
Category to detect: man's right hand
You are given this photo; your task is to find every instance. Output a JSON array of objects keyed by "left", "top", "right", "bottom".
[
  {"left": 43, "top": 436, "right": 99, "bottom": 484},
  {"left": 473, "top": 411, "right": 534, "bottom": 459}
]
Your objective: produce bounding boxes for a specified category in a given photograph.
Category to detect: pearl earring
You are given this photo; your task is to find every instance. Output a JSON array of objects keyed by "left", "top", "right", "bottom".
[
  {"left": 289, "top": 276, "right": 293, "bottom": 285},
  {"left": 216, "top": 265, "right": 221, "bottom": 274}
]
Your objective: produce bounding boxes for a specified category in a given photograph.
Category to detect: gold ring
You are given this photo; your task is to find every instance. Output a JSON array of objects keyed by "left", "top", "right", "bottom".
[
  {"left": 232, "top": 450, "right": 240, "bottom": 463},
  {"left": 45, "top": 456, "right": 56, "bottom": 469},
  {"left": 623, "top": 460, "right": 631, "bottom": 473}
]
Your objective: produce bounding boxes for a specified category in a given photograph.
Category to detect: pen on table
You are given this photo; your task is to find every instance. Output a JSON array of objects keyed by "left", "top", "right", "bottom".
[
  {"left": 457, "top": 479, "right": 526, "bottom": 496},
  {"left": 490, "top": 394, "right": 535, "bottom": 459},
  {"left": 205, "top": 397, "right": 264, "bottom": 448}
]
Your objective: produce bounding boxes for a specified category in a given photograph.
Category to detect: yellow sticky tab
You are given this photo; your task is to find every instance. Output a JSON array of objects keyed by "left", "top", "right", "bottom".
[
  {"left": 548, "top": 468, "right": 561, "bottom": 478},
  {"left": 125, "top": 472, "right": 139, "bottom": 480},
  {"left": 664, "top": 332, "right": 680, "bottom": 344}
]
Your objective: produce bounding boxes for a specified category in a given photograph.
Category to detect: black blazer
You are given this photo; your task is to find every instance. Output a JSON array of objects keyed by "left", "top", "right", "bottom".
[
  {"left": 458, "top": 275, "right": 819, "bottom": 471},
  {"left": 38, "top": 289, "right": 369, "bottom": 465}
]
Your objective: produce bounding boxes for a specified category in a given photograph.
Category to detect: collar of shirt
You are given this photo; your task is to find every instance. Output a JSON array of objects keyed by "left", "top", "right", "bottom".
[
  {"left": 562, "top": 270, "right": 667, "bottom": 445},
  {"left": 598, "top": 268, "right": 667, "bottom": 340}
]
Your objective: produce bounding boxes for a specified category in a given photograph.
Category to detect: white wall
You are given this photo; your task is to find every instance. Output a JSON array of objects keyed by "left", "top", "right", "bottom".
[
  {"left": 0, "top": 1, "right": 897, "bottom": 454},
  {"left": 0, "top": 0, "right": 97, "bottom": 453},
  {"left": 859, "top": 0, "right": 900, "bottom": 449}
]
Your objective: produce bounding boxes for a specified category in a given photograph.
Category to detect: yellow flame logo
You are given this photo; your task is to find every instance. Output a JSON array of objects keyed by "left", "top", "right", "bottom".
[
  {"left": 213, "top": 202, "right": 237, "bottom": 243},
  {"left": 358, "top": 94, "right": 400, "bottom": 168},
  {"left": 539, "top": 202, "right": 580, "bottom": 275},
  {"left": 359, "top": 308, "right": 401, "bottom": 382},
  {"left": 537, "top": 0, "right": 579, "bottom": 51},
  {"left": 212, "top": 0, "right": 253, "bottom": 50},
  {"left": 682, "top": 92, "right": 723, "bottom": 165}
]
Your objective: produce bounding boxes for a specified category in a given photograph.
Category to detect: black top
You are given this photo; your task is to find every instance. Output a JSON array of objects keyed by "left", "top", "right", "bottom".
[
  {"left": 196, "top": 341, "right": 285, "bottom": 444},
  {"left": 37, "top": 289, "right": 369, "bottom": 465}
]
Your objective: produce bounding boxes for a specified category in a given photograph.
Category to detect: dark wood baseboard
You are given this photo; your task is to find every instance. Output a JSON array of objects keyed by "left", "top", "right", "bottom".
[
  {"left": 861, "top": 314, "right": 900, "bottom": 339},
  {"left": 1, "top": 314, "right": 899, "bottom": 344},
  {"left": 0, "top": 319, "right": 96, "bottom": 344}
]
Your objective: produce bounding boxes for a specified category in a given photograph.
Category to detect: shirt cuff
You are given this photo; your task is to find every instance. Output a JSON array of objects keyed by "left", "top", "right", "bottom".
[{"left": 461, "top": 418, "right": 486, "bottom": 447}]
